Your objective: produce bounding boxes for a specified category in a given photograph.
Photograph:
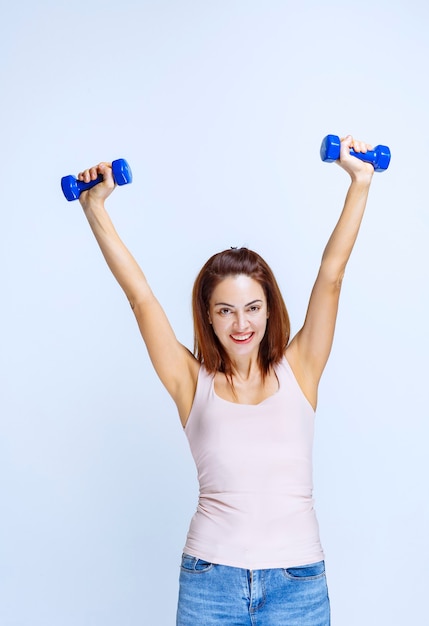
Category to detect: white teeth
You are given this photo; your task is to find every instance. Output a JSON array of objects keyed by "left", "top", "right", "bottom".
[{"left": 232, "top": 333, "right": 252, "bottom": 341}]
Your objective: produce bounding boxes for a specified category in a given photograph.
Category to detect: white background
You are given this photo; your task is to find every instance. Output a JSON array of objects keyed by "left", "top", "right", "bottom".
[{"left": 1, "top": 1, "right": 428, "bottom": 624}]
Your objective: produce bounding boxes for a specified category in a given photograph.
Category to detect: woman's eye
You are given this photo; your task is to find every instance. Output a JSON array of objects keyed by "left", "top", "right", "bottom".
[
  {"left": 249, "top": 306, "right": 260, "bottom": 313},
  {"left": 219, "top": 308, "right": 231, "bottom": 315}
]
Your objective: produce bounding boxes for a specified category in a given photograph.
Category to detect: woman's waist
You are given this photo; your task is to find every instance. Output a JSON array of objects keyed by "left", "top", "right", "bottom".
[{"left": 185, "top": 496, "right": 323, "bottom": 570}]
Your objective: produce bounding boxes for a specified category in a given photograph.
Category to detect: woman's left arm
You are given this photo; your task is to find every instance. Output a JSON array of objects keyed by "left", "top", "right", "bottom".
[{"left": 286, "top": 135, "right": 376, "bottom": 409}]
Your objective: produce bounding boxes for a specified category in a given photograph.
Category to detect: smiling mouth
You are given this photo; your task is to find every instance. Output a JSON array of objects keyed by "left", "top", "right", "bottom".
[{"left": 230, "top": 332, "right": 254, "bottom": 343}]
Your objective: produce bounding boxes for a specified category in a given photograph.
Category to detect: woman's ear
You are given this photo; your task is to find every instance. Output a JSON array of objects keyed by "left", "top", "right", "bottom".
[{"left": 207, "top": 311, "right": 212, "bottom": 324}]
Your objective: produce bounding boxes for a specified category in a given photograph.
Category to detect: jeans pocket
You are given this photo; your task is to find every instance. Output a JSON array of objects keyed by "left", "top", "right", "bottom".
[
  {"left": 283, "top": 560, "right": 326, "bottom": 581},
  {"left": 181, "top": 553, "right": 214, "bottom": 573}
]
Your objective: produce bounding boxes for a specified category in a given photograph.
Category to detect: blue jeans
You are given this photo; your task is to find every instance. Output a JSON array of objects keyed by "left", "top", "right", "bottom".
[{"left": 177, "top": 554, "right": 330, "bottom": 625}]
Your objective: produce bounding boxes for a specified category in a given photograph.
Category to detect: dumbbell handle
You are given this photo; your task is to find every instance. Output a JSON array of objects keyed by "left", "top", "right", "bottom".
[
  {"left": 320, "top": 135, "right": 391, "bottom": 172},
  {"left": 61, "top": 158, "right": 132, "bottom": 201}
]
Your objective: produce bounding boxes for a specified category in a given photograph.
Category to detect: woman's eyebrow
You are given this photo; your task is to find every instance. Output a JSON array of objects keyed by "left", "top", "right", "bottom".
[
  {"left": 214, "top": 301, "right": 234, "bottom": 307},
  {"left": 214, "top": 299, "right": 263, "bottom": 307}
]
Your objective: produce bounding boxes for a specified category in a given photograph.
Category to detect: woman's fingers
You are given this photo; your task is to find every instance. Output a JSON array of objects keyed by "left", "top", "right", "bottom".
[
  {"left": 78, "top": 162, "right": 112, "bottom": 183},
  {"left": 341, "top": 136, "right": 373, "bottom": 153}
]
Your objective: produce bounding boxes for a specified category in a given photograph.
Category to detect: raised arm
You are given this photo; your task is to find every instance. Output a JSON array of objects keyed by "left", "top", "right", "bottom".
[
  {"left": 286, "top": 136, "right": 375, "bottom": 409},
  {"left": 77, "top": 162, "right": 199, "bottom": 425}
]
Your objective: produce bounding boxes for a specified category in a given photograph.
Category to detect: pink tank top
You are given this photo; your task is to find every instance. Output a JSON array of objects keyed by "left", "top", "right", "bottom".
[{"left": 183, "top": 356, "right": 324, "bottom": 570}]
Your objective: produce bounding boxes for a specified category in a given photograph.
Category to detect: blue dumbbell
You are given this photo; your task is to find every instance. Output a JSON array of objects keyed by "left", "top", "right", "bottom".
[
  {"left": 320, "top": 135, "right": 391, "bottom": 172},
  {"left": 61, "top": 158, "right": 133, "bottom": 201}
]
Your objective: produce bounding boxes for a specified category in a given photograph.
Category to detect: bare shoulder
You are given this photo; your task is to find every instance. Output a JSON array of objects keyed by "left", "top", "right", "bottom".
[
  {"left": 175, "top": 350, "right": 201, "bottom": 427},
  {"left": 284, "top": 339, "right": 303, "bottom": 386},
  {"left": 285, "top": 340, "right": 318, "bottom": 411}
]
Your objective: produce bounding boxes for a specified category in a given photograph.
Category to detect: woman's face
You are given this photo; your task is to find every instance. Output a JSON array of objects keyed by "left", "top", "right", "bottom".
[{"left": 208, "top": 274, "right": 269, "bottom": 360}]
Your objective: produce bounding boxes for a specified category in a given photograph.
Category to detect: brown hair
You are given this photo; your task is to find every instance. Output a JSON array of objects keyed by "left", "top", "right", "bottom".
[{"left": 192, "top": 247, "right": 290, "bottom": 378}]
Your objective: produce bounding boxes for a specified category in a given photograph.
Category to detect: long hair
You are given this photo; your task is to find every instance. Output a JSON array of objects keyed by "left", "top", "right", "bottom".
[{"left": 192, "top": 247, "right": 290, "bottom": 378}]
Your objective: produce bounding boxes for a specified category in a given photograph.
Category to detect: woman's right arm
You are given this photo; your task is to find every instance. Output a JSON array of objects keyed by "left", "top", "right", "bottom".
[{"left": 78, "top": 162, "right": 199, "bottom": 425}]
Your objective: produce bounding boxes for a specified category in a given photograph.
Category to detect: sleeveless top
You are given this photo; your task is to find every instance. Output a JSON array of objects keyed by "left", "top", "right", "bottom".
[{"left": 183, "top": 356, "right": 324, "bottom": 570}]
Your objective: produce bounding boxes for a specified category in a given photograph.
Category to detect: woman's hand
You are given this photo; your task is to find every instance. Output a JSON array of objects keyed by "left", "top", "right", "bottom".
[
  {"left": 337, "top": 135, "right": 374, "bottom": 184},
  {"left": 77, "top": 162, "right": 116, "bottom": 210}
]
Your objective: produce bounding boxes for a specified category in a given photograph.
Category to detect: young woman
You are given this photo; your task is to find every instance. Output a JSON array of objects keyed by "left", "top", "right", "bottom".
[{"left": 77, "top": 135, "right": 375, "bottom": 625}]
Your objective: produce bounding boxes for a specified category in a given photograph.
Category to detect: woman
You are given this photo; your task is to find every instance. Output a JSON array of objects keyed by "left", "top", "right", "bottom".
[{"left": 77, "top": 135, "right": 375, "bottom": 625}]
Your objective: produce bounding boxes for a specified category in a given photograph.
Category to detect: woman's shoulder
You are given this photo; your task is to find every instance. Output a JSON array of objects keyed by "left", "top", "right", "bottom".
[
  {"left": 283, "top": 345, "right": 317, "bottom": 411},
  {"left": 174, "top": 353, "right": 203, "bottom": 427}
]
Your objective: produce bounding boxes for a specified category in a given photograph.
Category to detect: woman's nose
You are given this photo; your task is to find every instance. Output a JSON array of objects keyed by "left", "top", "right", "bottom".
[{"left": 234, "top": 310, "right": 248, "bottom": 330}]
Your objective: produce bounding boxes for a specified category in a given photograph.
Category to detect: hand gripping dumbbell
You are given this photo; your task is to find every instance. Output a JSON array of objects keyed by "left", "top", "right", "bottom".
[
  {"left": 61, "top": 158, "right": 133, "bottom": 201},
  {"left": 320, "top": 135, "right": 391, "bottom": 172}
]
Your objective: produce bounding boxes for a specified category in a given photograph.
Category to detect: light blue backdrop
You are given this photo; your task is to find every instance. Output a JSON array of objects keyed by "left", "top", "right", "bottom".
[{"left": 1, "top": 1, "right": 428, "bottom": 624}]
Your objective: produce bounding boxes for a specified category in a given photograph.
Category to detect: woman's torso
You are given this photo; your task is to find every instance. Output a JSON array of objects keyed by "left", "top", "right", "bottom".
[{"left": 182, "top": 356, "right": 324, "bottom": 570}]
